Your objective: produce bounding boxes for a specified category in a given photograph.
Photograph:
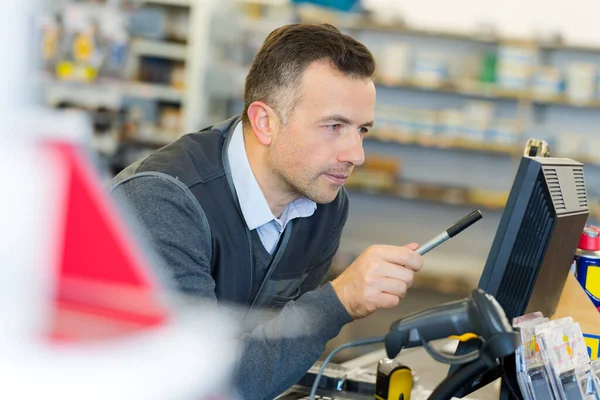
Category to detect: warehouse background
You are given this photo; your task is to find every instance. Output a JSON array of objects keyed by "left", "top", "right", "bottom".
[{"left": 35, "top": 0, "right": 600, "bottom": 383}]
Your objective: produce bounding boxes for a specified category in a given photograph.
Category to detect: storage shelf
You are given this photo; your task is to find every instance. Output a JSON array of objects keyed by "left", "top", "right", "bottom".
[
  {"left": 367, "top": 132, "right": 522, "bottom": 156},
  {"left": 346, "top": 181, "right": 508, "bottom": 211},
  {"left": 44, "top": 78, "right": 184, "bottom": 108},
  {"left": 376, "top": 78, "right": 600, "bottom": 109},
  {"left": 376, "top": 78, "right": 527, "bottom": 101},
  {"left": 347, "top": 178, "right": 600, "bottom": 221},
  {"left": 367, "top": 131, "right": 600, "bottom": 169},
  {"left": 298, "top": 12, "right": 510, "bottom": 45},
  {"left": 127, "top": 81, "right": 183, "bottom": 102},
  {"left": 540, "top": 42, "right": 600, "bottom": 54},
  {"left": 142, "top": 0, "right": 190, "bottom": 7},
  {"left": 531, "top": 95, "right": 600, "bottom": 109},
  {"left": 131, "top": 39, "right": 187, "bottom": 61},
  {"left": 298, "top": 10, "right": 600, "bottom": 55}
]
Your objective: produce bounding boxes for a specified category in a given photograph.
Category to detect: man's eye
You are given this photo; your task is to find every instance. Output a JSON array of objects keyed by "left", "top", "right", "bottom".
[
  {"left": 326, "top": 124, "right": 342, "bottom": 132},
  {"left": 358, "top": 127, "right": 369, "bottom": 136}
]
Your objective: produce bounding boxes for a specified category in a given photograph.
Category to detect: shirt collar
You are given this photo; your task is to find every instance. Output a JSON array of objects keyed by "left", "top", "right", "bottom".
[{"left": 227, "top": 121, "right": 316, "bottom": 230}]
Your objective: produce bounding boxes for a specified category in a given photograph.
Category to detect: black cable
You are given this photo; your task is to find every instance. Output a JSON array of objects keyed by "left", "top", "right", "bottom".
[
  {"left": 427, "top": 357, "right": 490, "bottom": 400},
  {"left": 309, "top": 335, "right": 385, "bottom": 400},
  {"left": 499, "top": 356, "right": 522, "bottom": 400}
]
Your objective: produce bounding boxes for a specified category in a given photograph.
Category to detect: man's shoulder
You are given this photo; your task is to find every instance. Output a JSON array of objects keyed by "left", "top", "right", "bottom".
[{"left": 115, "top": 130, "right": 227, "bottom": 189}]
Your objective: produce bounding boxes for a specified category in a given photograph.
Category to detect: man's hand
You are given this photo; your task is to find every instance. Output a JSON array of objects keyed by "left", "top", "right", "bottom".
[{"left": 331, "top": 243, "right": 423, "bottom": 319}]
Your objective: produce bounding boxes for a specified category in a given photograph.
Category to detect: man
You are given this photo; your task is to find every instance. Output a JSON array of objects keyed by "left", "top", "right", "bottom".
[{"left": 111, "top": 24, "right": 423, "bottom": 399}]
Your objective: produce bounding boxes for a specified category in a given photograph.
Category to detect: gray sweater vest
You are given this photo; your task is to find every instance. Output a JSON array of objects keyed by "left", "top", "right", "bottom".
[{"left": 125, "top": 115, "right": 348, "bottom": 309}]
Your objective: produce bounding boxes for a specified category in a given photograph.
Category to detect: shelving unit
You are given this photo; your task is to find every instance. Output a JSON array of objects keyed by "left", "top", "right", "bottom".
[
  {"left": 41, "top": 2, "right": 600, "bottom": 209},
  {"left": 367, "top": 131, "right": 600, "bottom": 170},
  {"left": 297, "top": 7, "right": 600, "bottom": 142},
  {"left": 368, "top": 130, "right": 521, "bottom": 155},
  {"left": 40, "top": 0, "right": 220, "bottom": 161},
  {"left": 130, "top": 39, "right": 187, "bottom": 61},
  {"left": 297, "top": 9, "right": 600, "bottom": 57},
  {"left": 345, "top": 182, "right": 507, "bottom": 211},
  {"left": 143, "top": 0, "right": 190, "bottom": 7},
  {"left": 44, "top": 78, "right": 184, "bottom": 108},
  {"left": 376, "top": 78, "right": 600, "bottom": 110}
]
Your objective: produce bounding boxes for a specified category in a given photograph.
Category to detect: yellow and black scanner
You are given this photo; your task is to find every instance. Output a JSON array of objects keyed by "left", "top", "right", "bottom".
[{"left": 374, "top": 358, "right": 412, "bottom": 400}]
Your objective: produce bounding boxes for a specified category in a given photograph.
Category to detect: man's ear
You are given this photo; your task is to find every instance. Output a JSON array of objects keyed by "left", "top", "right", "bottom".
[{"left": 246, "top": 101, "right": 280, "bottom": 146}]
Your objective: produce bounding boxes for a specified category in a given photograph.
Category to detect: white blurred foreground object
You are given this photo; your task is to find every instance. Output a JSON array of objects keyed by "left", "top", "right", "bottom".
[
  {"left": 0, "top": 112, "right": 239, "bottom": 400},
  {"left": 0, "top": 1, "right": 238, "bottom": 399}
]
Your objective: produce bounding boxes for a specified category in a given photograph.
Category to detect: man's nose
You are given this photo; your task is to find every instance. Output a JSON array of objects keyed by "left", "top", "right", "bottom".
[{"left": 338, "top": 131, "right": 365, "bottom": 167}]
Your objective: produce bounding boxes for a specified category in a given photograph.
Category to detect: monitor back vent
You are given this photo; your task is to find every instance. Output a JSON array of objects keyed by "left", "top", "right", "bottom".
[
  {"left": 544, "top": 168, "right": 566, "bottom": 211},
  {"left": 573, "top": 168, "right": 588, "bottom": 208}
]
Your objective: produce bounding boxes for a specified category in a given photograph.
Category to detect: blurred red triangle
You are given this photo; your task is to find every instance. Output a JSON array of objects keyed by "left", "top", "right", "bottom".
[{"left": 48, "top": 142, "right": 170, "bottom": 342}]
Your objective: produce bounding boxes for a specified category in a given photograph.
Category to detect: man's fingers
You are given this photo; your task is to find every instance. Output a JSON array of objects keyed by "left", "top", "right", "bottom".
[
  {"left": 377, "top": 277, "right": 409, "bottom": 298},
  {"left": 370, "top": 245, "right": 423, "bottom": 271},
  {"left": 378, "top": 292, "right": 401, "bottom": 309},
  {"left": 378, "top": 261, "right": 415, "bottom": 287}
]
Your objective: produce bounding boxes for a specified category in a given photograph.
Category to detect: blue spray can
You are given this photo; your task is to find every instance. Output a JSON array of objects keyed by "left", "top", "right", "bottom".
[{"left": 574, "top": 226, "right": 600, "bottom": 312}]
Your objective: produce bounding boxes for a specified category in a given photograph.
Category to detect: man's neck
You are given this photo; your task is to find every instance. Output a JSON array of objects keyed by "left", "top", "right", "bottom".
[{"left": 242, "top": 126, "right": 299, "bottom": 218}]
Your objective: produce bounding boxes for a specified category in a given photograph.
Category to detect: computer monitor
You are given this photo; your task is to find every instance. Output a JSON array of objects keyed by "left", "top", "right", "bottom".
[{"left": 451, "top": 155, "right": 589, "bottom": 399}]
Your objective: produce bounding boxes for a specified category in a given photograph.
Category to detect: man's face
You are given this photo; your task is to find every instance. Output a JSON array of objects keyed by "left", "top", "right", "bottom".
[{"left": 269, "top": 61, "right": 376, "bottom": 204}]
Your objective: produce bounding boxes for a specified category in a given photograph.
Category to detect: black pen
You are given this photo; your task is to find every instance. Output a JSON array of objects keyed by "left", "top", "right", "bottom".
[{"left": 416, "top": 210, "right": 483, "bottom": 255}]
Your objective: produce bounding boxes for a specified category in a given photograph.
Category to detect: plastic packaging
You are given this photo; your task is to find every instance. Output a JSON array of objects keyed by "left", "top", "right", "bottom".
[
  {"left": 513, "top": 312, "right": 546, "bottom": 400},
  {"left": 535, "top": 318, "right": 599, "bottom": 399}
]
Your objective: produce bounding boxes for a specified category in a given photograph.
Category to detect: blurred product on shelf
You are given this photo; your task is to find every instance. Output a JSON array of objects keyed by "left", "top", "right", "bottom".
[
  {"left": 129, "top": 4, "right": 190, "bottom": 42},
  {"left": 556, "top": 134, "right": 583, "bottom": 158},
  {"left": 437, "top": 109, "right": 464, "bottom": 143},
  {"left": 401, "top": 181, "right": 466, "bottom": 206},
  {"left": 411, "top": 109, "right": 437, "bottom": 139},
  {"left": 345, "top": 151, "right": 510, "bottom": 211},
  {"left": 345, "top": 156, "right": 400, "bottom": 192},
  {"left": 40, "top": 14, "right": 61, "bottom": 69},
  {"left": 478, "top": 50, "right": 497, "bottom": 84},
  {"left": 129, "top": 6, "right": 168, "bottom": 40},
  {"left": 43, "top": 2, "right": 130, "bottom": 83},
  {"left": 170, "top": 64, "right": 186, "bottom": 89},
  {"left": 138, "top": 57, "right": 186, "bottom": 87},
  {"left": 413, "top": 52, "right": 449, "bottom": 87},
  {"left": 533, "top": 66, "right": 562, "bottom": 99},
  {"left": 159, "top": 106, "right": 183, "bottom": 134},
  {"left": 394, "top": 181, "right": 504, "bottom": 209},
  {"left": 467, "top": 188, "right": 510, "bottom": 210},
  {"left": 37, "top": 0, "right": 207, "bottom": 174},
  {"left": 462, "top": 100, "right": 494, "bottom": 142},
  {"left": 493, "top": 44, "right": 536, "bottom": 91},
  {"left": 373, "top": 100, "right": 522, "bottom": 148},
  {"left": 566, "top": 62, "right": 597, "bottom": 104},
  {"left": 556, "top": 134, "right": 600, "bottom": 162},
  {"left": 492, "top": 118, "right": 519, "bottom": 145},
  {"left": 377, "top": 42, "right": 410, "bottom": 84}
]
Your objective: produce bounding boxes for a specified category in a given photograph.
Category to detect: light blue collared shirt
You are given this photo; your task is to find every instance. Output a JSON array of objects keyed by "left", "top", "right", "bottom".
[{"left": 227, "top": 122, "right": 317, "bottom": 254}]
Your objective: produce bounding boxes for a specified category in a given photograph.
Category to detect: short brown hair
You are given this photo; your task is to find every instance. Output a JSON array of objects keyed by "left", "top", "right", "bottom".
[{"left": 243, "top": 23, "right": 376, "bottom": 125}]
